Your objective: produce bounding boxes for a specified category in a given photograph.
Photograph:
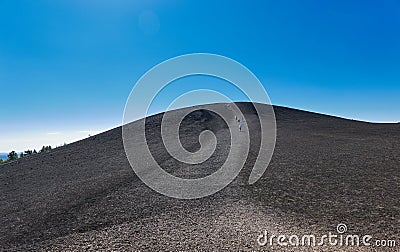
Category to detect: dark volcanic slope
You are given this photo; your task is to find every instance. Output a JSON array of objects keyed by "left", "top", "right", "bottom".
[{"left": 0, "top": 103, "right": 399, "bottom": 251}]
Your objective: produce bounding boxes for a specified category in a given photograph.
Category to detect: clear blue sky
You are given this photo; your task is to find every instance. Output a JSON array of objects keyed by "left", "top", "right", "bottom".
[{"left": 0, "top": 0, "right": 399, "bottom": 152}]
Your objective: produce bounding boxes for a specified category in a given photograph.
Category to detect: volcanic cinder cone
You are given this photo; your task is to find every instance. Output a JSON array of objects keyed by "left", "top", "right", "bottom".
[{"left": 0, "top": 103, "right": 399, "bottom": 251}]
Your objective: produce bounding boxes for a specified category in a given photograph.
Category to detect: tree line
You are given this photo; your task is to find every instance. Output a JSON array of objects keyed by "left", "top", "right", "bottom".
[{"left": 0, "top": 146, "right": 53, "bottom": 163}]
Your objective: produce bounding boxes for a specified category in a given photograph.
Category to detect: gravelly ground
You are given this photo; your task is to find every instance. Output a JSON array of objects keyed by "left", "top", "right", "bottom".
[{"left": 0, "top": 103, "right": 399, "bottom": 251}]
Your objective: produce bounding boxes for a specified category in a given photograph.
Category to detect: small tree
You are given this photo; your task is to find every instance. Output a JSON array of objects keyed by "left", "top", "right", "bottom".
[
  {"left": 0, "top": 159, "right": 3, "bottom": 163},
  {"left": 39, "top": 146, "right": 52, "bottom": 153},
  {"left": 24, "top": 150, "right": 33, "bottom": 156},
  {"left": 20, "top": 152, "right": 24, "bottom": 158},
  {"left": 33, "top": 149, "right": 37, "bottom": 154},
  {"left": 7, "top": 151, "right": 18, "bottom": 161}
]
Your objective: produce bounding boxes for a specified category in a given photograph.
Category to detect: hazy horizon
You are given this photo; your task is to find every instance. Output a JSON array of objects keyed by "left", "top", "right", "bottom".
[{"left": 1, "top": 102, "right": 399, "bottom": 153}]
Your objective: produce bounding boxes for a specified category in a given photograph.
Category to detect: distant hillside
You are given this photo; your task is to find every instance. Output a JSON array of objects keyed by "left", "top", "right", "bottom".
[{"left": 0, "top": 153, "right": 7, "bottom": 160}]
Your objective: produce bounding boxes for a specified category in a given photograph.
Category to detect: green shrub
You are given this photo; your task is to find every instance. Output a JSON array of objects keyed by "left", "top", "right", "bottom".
[
  {"left": 7, "top": 151, "right": 18, "bottom": 161},
  {"left": 39, "top": 146, "right": 52, "bottom": 153},
  {"left": 24, "top": 150, "right": 33, "bottom": 156}
]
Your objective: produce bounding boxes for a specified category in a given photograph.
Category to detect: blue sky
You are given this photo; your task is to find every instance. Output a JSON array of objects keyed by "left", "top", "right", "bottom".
[{"left": 0, "top": 0, "right": 399, "bottom": 152}]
